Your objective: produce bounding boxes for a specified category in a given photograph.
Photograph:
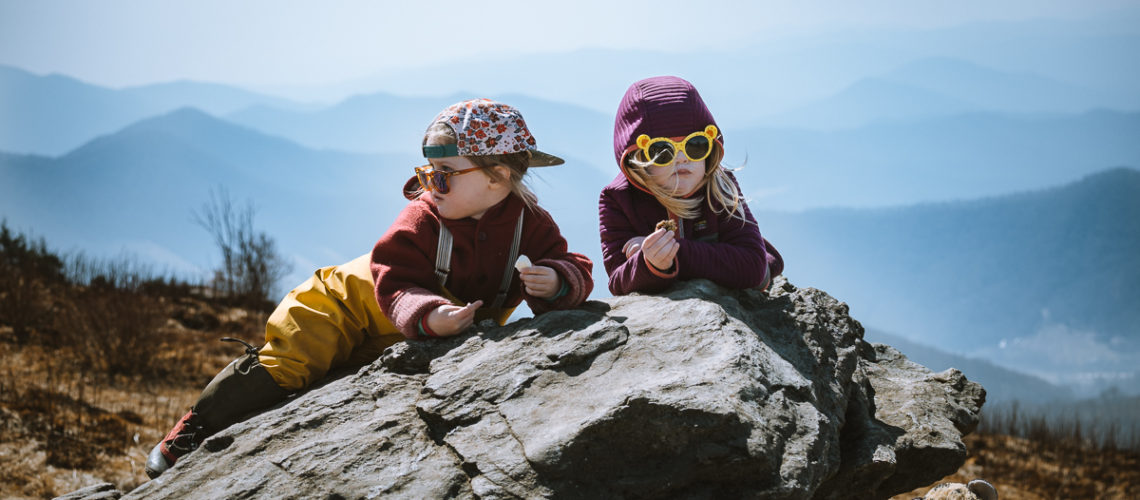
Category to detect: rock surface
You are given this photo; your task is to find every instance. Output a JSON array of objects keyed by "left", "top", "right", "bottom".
[{"left": 93, "top": 278, "right": 985, "bottom": 499}]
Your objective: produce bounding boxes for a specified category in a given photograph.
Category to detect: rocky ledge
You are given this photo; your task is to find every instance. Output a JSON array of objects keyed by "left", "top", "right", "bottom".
[{"left": 70, "top": 277, "right": 985, "bottom": 499}]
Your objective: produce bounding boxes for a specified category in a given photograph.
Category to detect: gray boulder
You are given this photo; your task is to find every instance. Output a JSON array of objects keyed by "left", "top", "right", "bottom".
[
  {"left": 53, "top": 482, "right": 121, "bottom": 500},
  {"left": 111, "top": 277, "right": 984, "bottom": 499}
]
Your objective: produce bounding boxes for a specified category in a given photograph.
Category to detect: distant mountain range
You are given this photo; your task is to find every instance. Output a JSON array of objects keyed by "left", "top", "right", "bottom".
[
  {"left": 224, "top": 92, "right": 615, "bottom": 177},
  {"left": 865, "top": 329, "right": 1072, "bottom": 404},
  {"left": 0, "top": 65, "right": 301, "bottom": 155},
  {"left": 0, "top": 108, "right": 407, "bottom": 281},
  {"left": 765, "top": 57, "right": 1110, "bottom": 129},
  {"left": 734, "top": 109, "right": 1140, "bottom": 210},
  {"left": 760, "top": 168, "right": 1140, "bottom": 393},
  {"left": 0, "top": 107, "right": 612, "bottom": 294},
  {"left": 6, "top": 60, "right": 1136, "bottom": 212}
]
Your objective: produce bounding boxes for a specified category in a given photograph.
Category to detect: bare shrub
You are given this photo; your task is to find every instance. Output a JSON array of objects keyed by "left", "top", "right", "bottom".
[
  {"left": 193, "top": 187, "right": 291, "bottom": 310},
  {"left": 0, "top": 221, "right": 65, "bottom": 344},
  {"left": 980, "top": 399, "right": 1140, "bottom": 453},
  {"left": 57, "top": 287, "right": 167, "bottom": 376},
  {"left": 53, "top": 252, "right": 170, "bottom": 376}
]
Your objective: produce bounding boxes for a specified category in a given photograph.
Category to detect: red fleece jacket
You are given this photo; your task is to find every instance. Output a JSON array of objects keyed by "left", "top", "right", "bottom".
[{"left": 371, "top": 192, "right": 593, "bottom": 339}]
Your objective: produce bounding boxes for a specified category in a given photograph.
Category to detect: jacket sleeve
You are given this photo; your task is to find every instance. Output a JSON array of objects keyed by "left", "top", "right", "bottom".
[
  {"left": 598, "top": 187, "right": 677, "bottom": 295},
  {"left": 371, "top": 201, "right": 453, "bottom": 339},
  {"left": 676, "top": 198, "right": 771, "bottom": 289},
  {"left": 522, "top": 206, "right": 594, "bottom": 314}
]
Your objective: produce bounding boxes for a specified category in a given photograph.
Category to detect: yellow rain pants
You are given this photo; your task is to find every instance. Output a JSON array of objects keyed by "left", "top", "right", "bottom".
[{"left": 258, "top": 253, "right": 513, "bottom": 391}]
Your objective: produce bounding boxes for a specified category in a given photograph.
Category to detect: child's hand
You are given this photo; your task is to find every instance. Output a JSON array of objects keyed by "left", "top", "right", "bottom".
[
  {"left": 642, "top": 228, "right": 679, "bottom": 271},
  {"left": 623, "top": 236, "right": 646, "bottom": 258},
  {"left": 426, "top": 300, "right": 483, "bottom": 337},
  {"left": 520, "top": 265, "right": 561, "bottom": 299}
]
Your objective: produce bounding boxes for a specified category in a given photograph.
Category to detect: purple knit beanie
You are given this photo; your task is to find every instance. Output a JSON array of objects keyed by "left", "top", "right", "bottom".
[{"left": 612, "top": 76, "right": 720, "bottom": 166}]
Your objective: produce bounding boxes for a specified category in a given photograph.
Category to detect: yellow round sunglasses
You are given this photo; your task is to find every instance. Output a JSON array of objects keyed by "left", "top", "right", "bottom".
[{"left": 633, "top": 124, "right": 719, "bottom": 166}]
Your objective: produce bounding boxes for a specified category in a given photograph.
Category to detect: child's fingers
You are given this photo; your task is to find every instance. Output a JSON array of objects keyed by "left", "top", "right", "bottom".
[
  {"left": 643, "top": 231, "right": 674, "bottom": 256},
  {"left": 520, "top": 266, "right": 556, "bottom": 286},
  {"left": 523, "top": 280, "right": 555, "bottom": 298},
  {"left": 650, "top": 227, "right": 678, "bottom": 245},
  {"left": 519, "top": 267, "right": 560, "bottom": 297},
  {"left": 440, "top": 301, "right": 482, "bottom": 334},
  {"left": 428, "top": 305, "right": 465, "bottom": 337},
  {"left": 644, "top": 238, "right": 679, "bottom": 270},
  {"left": 643, "top": 228, "right": 668, "bottom": 247},
  {"left": 521, "top": 268, "right": 556, "bottom": 290},
  {"left": 449, "top": 301, "right": 480, "bottom": 319},
  {"left": 623, "top": 237, "right": 646, "bottom": 258},
  {"left": 520, "top": 265, "right": 553, "bottom": 277},
  {"left": 457, "top": 300, "right": 483, "bottom": 316}
]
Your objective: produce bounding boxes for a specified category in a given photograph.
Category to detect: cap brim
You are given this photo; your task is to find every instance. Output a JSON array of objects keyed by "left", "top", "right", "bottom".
[{"left": 528, "top": 150, "right": 564, "bottom": 167}]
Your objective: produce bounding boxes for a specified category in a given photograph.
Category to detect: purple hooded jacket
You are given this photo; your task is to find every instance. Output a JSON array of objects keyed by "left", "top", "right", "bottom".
[{"left": 599, "top": 76, "right": 783, "bottom": 295}]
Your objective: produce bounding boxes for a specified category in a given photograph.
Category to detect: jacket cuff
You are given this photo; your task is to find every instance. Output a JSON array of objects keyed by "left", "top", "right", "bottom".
[
  {"left": 418, "top": 314, "right": 440, "bottom": 338},
  {"left": 543, "top": 280, "right": 570, "bottom": 301},
  {"left": 390, "top": 287, "right": 452, "bottom": 340},
  {"left": 644, "top": 254, "right": 679, "bottom": 279}
]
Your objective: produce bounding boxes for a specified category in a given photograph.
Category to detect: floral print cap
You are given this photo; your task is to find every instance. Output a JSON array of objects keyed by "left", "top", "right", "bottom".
[{"left": 424, "top": 98, "right": 564, "bottom": 167}]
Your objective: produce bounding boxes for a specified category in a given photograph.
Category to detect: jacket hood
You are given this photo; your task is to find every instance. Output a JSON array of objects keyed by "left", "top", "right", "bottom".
[{"left": 612, "top": 76, "right": 721, "bottom": 169}]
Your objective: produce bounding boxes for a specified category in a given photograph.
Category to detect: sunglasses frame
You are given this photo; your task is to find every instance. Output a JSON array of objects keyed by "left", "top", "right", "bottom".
[
  {"left": 414, "top": 164, "right": 487, "bottom": 194},
  {"left": 632, "top": 125, "right": 719, "bottom": 167}
]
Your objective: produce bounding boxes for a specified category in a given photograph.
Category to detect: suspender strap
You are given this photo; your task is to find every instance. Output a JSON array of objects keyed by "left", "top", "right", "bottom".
[
  {"left": 491, "top": 213, "right": 525, "bottom": 310},
  {"left": 434, "top": 225, "right": 453, "bottom": 286},
  {"left": 433, "top": 212, "right": 525, "bottom": 311}
]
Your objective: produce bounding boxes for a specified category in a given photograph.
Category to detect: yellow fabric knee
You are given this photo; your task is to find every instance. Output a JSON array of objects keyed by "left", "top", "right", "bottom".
[
  {"left": 259, "top": 254, "right": 402, "bottom": 391},
  {"left": 258, "top": 253, "right": 518, "bottom": 391}
]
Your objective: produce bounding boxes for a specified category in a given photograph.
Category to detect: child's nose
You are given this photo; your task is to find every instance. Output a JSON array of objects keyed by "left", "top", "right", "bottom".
[{"left": 672, "top": 156, "right": 696, "bottom": 168}]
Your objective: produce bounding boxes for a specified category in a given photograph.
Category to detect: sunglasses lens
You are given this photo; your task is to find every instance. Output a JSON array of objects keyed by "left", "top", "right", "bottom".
[
  {"left": 684, "top": 135, "right": 711, "bottom": 161},
  {"left": 432, "top": 171, "right": 450, "bottom": 194},
  {"left": 646, "top": 142, "right": 676, "bottom": 166}
]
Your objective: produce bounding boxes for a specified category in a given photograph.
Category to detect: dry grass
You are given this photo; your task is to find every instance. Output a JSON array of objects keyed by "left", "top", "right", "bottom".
[
  {"left": 894, "top": 432, "right": 1140, "bottom": 500},
  {"left": 0, "top": 221, "right": 282, "bottom": 498},
  {"left": 0, "top": 295, "right": 265, "bottom": 499}
]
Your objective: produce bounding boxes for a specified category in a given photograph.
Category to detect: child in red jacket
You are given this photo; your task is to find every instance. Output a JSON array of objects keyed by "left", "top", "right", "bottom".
[
  {"left": 599, "top": 76, "right": 782, "bottom": 295},
  {"left": 146, "top": 98, "right": 593, "bottom": 479}
]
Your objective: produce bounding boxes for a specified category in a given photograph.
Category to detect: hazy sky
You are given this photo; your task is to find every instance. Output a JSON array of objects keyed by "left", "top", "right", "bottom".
[{"left": 2, "top": 0, "right": 1137, "bottom": 89}]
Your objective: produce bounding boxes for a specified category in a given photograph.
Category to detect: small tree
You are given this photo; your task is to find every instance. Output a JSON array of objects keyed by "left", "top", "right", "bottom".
[{"left": 193, "top": 188, "right": 292, "bottom": 309}]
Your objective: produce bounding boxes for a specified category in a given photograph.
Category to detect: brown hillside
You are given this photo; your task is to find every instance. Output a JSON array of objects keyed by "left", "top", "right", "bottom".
[{"left": 2, "top": 294, "right": 1137, "bottom": 499}]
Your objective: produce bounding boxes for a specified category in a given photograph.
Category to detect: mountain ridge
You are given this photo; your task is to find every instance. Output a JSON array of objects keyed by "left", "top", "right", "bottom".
[
  {"left": 865, "top": 329, "right": 1073, "bottom": 404},
  {"left": 0, "top": 65, "right": 299, "bottom": 156},
  {"left": 757, "top": 167, "right": 1140, "bottom": 393},
  {"left": 737, "top": 109, "right": 1140, "bottom": 210}
]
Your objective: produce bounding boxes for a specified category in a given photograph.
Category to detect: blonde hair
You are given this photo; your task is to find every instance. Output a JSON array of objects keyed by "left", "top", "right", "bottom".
[
  {"left": 624, "top": 142, "right": 747, "bottom": 222},
  {"left": 422, "top": 123, "right": 539, "bottom": 210}
]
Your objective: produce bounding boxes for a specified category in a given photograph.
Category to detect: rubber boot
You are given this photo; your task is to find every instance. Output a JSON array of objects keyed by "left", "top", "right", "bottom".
[{"left": 145, "top": 338, "right": 290, "bottom": 479}]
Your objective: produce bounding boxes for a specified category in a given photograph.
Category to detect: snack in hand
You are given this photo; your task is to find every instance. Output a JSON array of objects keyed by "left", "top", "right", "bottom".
[
  {"left": 655, "top": 219, "right": 677, "bottom": 232},
  {"left": 515, "top": 255, "right": 532, "bottom": 272}
]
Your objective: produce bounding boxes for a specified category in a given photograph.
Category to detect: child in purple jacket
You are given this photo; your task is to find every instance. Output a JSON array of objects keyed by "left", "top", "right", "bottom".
[{"left": 599, "top": 75, "right": 783, "bottom": 295}]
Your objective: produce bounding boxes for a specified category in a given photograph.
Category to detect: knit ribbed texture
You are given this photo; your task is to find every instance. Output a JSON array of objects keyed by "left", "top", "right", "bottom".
[{"left": 613, "top": 76, "right": 720, "bottom": 165}]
